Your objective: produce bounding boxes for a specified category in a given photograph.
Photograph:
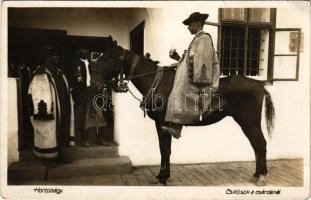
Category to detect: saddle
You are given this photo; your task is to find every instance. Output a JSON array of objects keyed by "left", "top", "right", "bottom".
[
  {"left": 140, "top": 67, "right": 224, "bottom": 120},
  {"left": 201, "top": 90, "right": 225, "bottom": 119}
]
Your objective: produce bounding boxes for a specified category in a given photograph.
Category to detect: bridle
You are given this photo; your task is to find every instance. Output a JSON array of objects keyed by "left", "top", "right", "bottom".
[
  {"left": 96, "top": 48, "right": 176, "bottom": 98},
  {"left": 112, "top": 50, "right": 140, "bottom": 93},
  {"left": 96, "top": 48, "right": 177, "bottom": 116}
]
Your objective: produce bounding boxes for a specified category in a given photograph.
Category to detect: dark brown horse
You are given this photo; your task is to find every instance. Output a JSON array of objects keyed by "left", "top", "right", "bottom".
[{"left": 90, "top": 36, "right": 275, "bottom": 186}]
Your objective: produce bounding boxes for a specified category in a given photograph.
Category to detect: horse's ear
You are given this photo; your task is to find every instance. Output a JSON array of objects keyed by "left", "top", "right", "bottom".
[
  {"left": 113, "top": 40, "right": 117, "bottom": 45},
  {"left": 108, "top": 35, "right": 113, "bottom": 44}
]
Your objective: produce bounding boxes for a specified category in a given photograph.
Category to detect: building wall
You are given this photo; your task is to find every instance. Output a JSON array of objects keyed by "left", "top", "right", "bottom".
[
  {"left": 8, "top": 8, "right": 136, "bottom": 48},
  {"left": 268, "top": 3, "right": 310, "bottom": 165},
  {"left": 7, "top": 3, "right": 310, "bottom": 166},
  {"left": 7, "top": 78, "right": 19, "bottom": 165}
]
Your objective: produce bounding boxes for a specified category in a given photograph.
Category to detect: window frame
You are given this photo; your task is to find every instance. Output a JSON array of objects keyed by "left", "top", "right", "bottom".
[
  {"left": 218, "top": 8, "right": 276, "bottom": 80},
  {"left": 209, "top": 8, "right": 301, "bottom": 83},
  {"left": 205, "top": 21, "right": 221, "bottom": 58},
  {"left": 220, "top": 24, "right": 266, "bottom": 76},
  {"left": 272, "top": 28, "right": 301, "bottom": 81}
]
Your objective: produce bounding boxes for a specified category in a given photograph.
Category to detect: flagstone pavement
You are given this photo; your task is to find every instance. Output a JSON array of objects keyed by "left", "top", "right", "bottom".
[{"left": 11, "top": 159, "right": 303, "bottom": 187}]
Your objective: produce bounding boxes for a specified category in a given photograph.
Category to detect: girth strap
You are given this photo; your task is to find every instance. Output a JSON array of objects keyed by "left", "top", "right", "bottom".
[{"left": 140, "top": 67, "right": 164, "bottom": 116}]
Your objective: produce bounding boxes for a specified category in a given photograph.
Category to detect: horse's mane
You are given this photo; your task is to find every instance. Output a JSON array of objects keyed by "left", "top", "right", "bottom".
[
  {"left": 114, "top": 44, "right": 159, "bottom": 70},
  {"left": 139, "top": 54, "right": 159, "bottom": 70},
  {"left": 108, "top": 36, "right": 171, "bottom": 72}
]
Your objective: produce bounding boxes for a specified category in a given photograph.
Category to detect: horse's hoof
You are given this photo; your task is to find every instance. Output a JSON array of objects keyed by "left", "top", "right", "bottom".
[
  {"left": 250, "top": 176, "right": 259, "bottom": 183},
  {"left": 155, "top": 182, "right": 166, "bottom": 186},
  {"left": 255, "top": 175, "right": 266, "bottom": 186},
  {"left": 151, "top": 178, "right": 167, "bottom": 186},
  {"left": 256, "top": 180, "right": 266, "bottom": 186},
  {"left": 150, "top": 179, "right": 160, "bottom": 185}
]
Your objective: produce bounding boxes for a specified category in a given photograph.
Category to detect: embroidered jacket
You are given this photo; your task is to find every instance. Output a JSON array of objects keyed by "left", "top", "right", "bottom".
[{"left": 187, "top": 31, "right": 219, "bottom": 88}]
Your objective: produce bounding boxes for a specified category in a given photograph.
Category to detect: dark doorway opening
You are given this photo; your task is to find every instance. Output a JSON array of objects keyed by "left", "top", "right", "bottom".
[
  {"left": 130, "top": 21, "right": 145, "bottom": 55},
  {"left": 8, "top": 27, "right": 67, "bottom": 74},
  {"left": 8, "top": 27, "right": 67, "bottom": 151},
  {"left": 65, "top": 35, "right": 114, "bottom": 145}
]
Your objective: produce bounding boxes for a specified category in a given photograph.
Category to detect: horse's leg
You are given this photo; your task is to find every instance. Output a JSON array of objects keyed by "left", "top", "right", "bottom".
[
  {"left": 244, "top": 126, "right": 267, "bottom": 186},
  {"left": 234, "top": 115, "right": 267, "bottom": 186},
  {"left": 155, "top": 121, "right": 172, "bottom": 185}
]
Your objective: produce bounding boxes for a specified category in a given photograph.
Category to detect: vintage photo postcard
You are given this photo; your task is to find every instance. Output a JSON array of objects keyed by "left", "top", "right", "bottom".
[{"left": 0, "top": 1, "right": 310, "bottom": 199}]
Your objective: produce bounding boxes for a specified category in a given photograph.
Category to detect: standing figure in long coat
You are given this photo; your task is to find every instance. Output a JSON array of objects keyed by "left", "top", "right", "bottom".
[
  {"left": 162, "top": 12, "right": 220, "bottom": 139},
  {"left": 70, "top": 48, "right": 108, "bottom": 147},
  {"left": 28, "top": 45, "right": 75, "bottom": 162}
]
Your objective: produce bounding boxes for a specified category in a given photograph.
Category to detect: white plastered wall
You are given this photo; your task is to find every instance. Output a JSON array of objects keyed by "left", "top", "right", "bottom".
[{"left": 7, "top": 78, "right": 19, "bottom": 165}]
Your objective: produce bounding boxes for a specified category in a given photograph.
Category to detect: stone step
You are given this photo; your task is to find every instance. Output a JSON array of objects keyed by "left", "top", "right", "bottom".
[
  {"left": 8, "top": 156, "right": 132, "bottom": 183},
  {"left": 20, "top": 146, "right": 119, "bottom": 161}
]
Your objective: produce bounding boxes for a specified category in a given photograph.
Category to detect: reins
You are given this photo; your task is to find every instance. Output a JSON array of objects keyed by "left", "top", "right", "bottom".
[
  {"left": 110, "top": 49, "right": 175, "bottom": 93},
  {"left": 124, "top": 66, "right": 165, "bottom": 117},
  {"left": 111, "top": 50, "right": 175, "bottom": 116},
  {"left": 93, "top": 49, "right": 176, "bottom": 116},
  {"left": 114, "top": 67, "right": 174, "bottom": 82},
  {"left": 118, "top": 53, "right": 175, "bottom": 80}
]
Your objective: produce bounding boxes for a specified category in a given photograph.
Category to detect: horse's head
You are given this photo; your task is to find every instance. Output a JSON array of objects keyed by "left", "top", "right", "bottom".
[{"left": 89, "top": 35, "right": 125, "bottom": 91}]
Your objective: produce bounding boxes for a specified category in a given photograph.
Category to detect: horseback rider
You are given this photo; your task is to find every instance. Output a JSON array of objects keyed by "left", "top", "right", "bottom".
[{"left": 161, "top": 12, "right": 220, "bottom": 139}]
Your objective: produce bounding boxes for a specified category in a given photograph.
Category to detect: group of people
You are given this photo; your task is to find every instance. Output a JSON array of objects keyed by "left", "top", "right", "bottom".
[{"left": 26, "top": 45, "right": 114, "bottom": 163}]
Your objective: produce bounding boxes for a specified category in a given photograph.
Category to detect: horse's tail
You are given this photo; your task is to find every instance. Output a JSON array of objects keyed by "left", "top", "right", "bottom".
[{"left": 264, "top": 88, "right": 275, "bottom": 139}]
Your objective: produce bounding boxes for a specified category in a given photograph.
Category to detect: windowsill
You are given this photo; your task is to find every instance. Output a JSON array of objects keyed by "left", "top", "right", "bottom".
[{"left": 220, "top": 75, "right": 273, "bottom": 85}]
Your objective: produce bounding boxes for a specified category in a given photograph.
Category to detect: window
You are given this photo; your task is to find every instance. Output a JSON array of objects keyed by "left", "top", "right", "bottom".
[
  {"left": 222, "top": 8, "right": 245, "bottom": 21},
  {"left": 249, "top": 8, "right": 271, "bottom": 23},
  {"left": 205, "top": 8, "right": 301, "bottom": 82},
  {"left": 221, "top": 26, "right": 268, "bottom": 76},
  {"left": 219, "top": 8, "right": 273, "bottom": 78},
  {"left": 273, "top": 28, "right": 301, "bottom": 81}
]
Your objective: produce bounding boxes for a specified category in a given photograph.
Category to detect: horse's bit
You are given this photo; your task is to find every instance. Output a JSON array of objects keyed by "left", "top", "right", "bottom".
[{"left": 113, "top": 50, "right": 139, "bottom": 93}]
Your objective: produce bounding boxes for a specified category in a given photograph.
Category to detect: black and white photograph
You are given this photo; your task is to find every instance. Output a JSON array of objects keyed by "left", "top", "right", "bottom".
[{"left": 0, "top": 1, "right": 310, "bottom": 199}]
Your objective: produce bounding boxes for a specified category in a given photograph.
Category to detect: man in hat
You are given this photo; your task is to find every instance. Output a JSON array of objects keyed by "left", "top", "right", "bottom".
[
  {"left": 28, "top": 45, "right": 75, "bottom": 162},
  {"left": 162, "top": 12, "right": 220, "bottom": 139},
  {"left": 69, "top": 47, "right": 110, "bottom": 147},
  {"left": 69, "top": 47, "right": 91, "bottom": 147}
]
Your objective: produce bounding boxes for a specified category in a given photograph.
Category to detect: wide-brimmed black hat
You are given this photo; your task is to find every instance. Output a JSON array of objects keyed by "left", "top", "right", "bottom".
[
  {"left": 39, "top": 45, "right": 60, "bottom": 63},
  {"left": 183, "top": 12, "right": 209, "bottom": 25},
  {"left": 41, "top": 45, "right": 59, "bottom": 56}
]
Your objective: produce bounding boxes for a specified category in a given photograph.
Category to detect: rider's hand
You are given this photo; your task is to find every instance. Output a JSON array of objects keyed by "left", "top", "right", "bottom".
[{"left": 169, "top": 49, "right": 181, "bottom": 61}]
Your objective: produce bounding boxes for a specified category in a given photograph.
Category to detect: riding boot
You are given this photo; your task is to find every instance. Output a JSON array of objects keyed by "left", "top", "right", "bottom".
[{"left": 161, "top": 123, "right": 182, "bottom": 139}]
